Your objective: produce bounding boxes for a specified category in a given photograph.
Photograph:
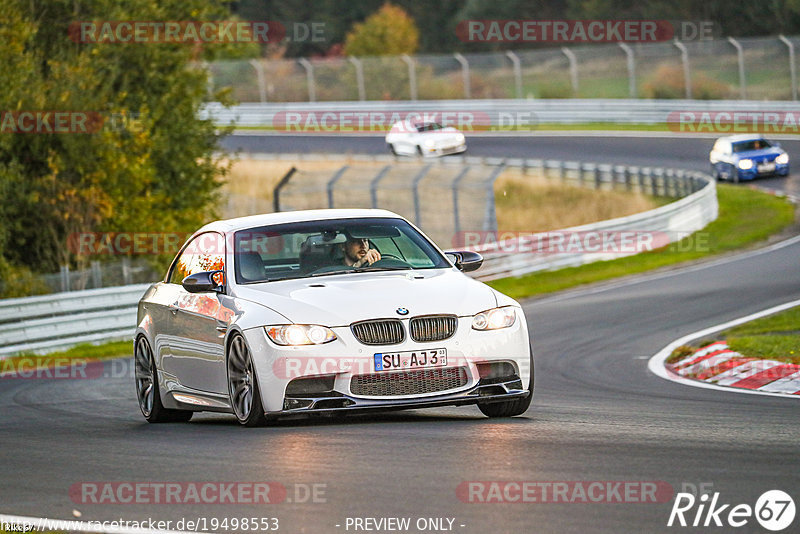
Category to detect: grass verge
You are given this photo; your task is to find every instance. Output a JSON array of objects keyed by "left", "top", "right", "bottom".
[
  {"left": 723, "top": 306, "right": 800, "bottom": 364},
  {"left": 488, "top": 184, "right": 796, "bottom": 300},
  {"left": 667, "top": 306, "right": 800, "bottom": 365}
]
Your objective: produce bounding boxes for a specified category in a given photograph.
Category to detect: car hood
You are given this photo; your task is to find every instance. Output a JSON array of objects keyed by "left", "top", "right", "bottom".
[
  {"left": 232, "top": 268, "right": 497, "bottom": 326},
  {"left": 427, "top": 128, "right": 463, "bottom": 141},
  {"left": 734, "top": 147, "right": 784, "bottom": 159}
]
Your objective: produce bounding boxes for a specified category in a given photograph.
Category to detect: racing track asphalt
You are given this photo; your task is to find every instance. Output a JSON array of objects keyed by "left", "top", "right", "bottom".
[{"left": 1, "top": 133, "right": 798, "bottom": 534}]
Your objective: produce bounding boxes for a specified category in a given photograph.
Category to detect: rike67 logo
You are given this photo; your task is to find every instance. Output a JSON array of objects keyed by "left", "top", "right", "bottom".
[{"left": 668, "top": 490, "right": 795, "bottom": 531}]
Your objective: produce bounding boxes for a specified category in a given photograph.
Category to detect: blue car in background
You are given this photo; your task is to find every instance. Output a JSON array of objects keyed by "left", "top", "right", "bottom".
[{"left": 709, "top": 135, "right": 789, "bottom": 182}]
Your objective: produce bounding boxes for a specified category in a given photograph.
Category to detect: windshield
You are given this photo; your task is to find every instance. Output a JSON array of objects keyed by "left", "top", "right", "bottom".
[
  {"left": 415, "top": 122, "right": 444, "bottom": 132},
  {"left": 732, "top": 139, "right": 772, "bottom": 152},
  {"left": 233, "top": 217, "right": 450, "bottom": 284}
]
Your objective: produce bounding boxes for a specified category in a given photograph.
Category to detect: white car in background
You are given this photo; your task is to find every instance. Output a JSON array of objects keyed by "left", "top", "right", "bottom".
[{"left": 386, "top": 120, "right": 467, "bottom": 157}]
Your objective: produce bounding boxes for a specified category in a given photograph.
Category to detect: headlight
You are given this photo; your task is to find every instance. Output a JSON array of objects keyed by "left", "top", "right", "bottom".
[
  {"left": 472, "top": 306, "right": 516, "bottom": 330},
  {"left": 738, "top": 159, "right": 753, "bottom": 170},
  {"left": 456, "top": 133, "right": 465, "bottom": 144},
  {"left": 423, "top": 138, "right": 436, "bottom": 148},
  {"left": 776, "top": 153, "right": 789, "bottom": 165},
  {"left": 266, "top": 325, "right": 337, "bottom": 346}
]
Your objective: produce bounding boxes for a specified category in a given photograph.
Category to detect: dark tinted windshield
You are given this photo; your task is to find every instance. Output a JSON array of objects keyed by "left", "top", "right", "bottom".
[
  {"left": 415, "top": 122, "right": 443, "bottom": 132},
  {"left": 732, "top": 139, "right": 772, "bottom": 152},
  {"left": 233, "top": 217, "right": 449, "bottom": 284}
]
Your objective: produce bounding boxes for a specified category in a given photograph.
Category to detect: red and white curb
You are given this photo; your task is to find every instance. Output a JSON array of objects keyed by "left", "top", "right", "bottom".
[
  {"left": 668, "top": 341, "right": 800, "bottom": 394},
  {"left": 750, "top": 185, "right": 800, "bottom": 204},
  {"left": 648, "top": 298, "right": 800, "bottom": 398}
]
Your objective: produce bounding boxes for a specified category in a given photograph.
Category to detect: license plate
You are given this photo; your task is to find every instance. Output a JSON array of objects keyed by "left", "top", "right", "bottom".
[
  {"left": 757, "top": 162, "right": 775, "bottom": 173},
  {"left": 374, "top": 349, "right": 447, "bottom": 372}
]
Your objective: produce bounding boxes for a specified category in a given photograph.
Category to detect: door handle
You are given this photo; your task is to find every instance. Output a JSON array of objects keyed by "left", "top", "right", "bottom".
[{"left": 169, "top": 305, "right": 179, "bottom": 315}]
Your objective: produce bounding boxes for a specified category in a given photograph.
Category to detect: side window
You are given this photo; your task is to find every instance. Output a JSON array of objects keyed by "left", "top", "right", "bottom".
[{"left": 168, "top": 232, "right": 225, "bottom": 284}]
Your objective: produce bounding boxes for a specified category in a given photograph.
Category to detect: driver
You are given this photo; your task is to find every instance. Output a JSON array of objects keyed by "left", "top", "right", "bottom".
[{"left": 342, "top": 237, "right": 381, "bottom": 268}]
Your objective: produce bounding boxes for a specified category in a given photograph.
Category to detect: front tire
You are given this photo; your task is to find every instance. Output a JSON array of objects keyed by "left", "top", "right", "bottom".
[
  {"left": 134, "top": 337, "right": 193, "bottom": 423},
  {"left": 227, "top": 333, "right": 268, "bottom": 427},
  {"left": 710, "top": 163, "right": 720, "bottom": 180},
  {"left": 478, "top": 347, "right": 534, "bottom": 418},
  {"left": 731, "top": 164, "right": 740, "bottom": 183}
]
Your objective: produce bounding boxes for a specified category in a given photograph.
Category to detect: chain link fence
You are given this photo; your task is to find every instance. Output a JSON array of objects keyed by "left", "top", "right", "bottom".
[
  {"left": 209, "top": 35, "right": 800, "bottom": 103},
  {"left": 40, "top": 258, "right": 162, "bottom": 294},
  {"left": 269, "top": 155, "right": 705, "bottom": 250}
]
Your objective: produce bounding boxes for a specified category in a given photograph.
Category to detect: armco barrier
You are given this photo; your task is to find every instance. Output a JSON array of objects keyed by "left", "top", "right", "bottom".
[
  {"left": 203, "top": 98, "right": 800, "bottom": 129},
  {"left": 0, "top": 284, "right": 149, "bottom": 357},
  {"left": 0, "top": 157, "right": 717, "bottom": 357},
  {"left": 472, "top": 159, "right": 717, "bottom": 280}
]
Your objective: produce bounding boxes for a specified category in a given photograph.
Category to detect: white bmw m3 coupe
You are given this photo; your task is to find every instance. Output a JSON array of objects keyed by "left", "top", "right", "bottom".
[{"left": 135, "top": 209, "right": 532, "bottom": 426}]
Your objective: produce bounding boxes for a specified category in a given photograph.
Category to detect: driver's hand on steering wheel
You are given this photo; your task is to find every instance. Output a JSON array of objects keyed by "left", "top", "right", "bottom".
[{"left": 354, "top": 249, "right": 381, "bottom": 268}]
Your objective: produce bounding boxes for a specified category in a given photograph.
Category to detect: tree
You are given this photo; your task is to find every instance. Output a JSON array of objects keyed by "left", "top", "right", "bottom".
[
  {"left": 344, "top": 3, "right": 419, "bottom": 57},
  {"left": 0, "top": 0, "right": 243, "bottom": 289}
]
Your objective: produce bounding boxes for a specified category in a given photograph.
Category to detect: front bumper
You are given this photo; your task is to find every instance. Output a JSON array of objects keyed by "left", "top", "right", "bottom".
[
  {"left": 737, "top": 162, "right": 789, "bottom": 180},
  {"left": 242, "top": 312, "right": 531, "bottom": 414},
  {"left": 423, "top": 142, "right": 467, "bottom": 156},
  {"left": 274, "top": 376, "right": 528, "bottom": 417}
]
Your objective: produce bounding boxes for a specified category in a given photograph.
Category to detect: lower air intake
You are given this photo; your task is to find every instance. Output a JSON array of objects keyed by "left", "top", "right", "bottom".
[{"left": 350, "top": 367, "right": 468, "bottom": 397}]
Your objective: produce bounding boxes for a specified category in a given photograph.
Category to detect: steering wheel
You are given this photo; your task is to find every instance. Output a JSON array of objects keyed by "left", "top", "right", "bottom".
[
  {"left": 369, "top": 257, "right": 412, "bottom": 268},
  {"left": 378, "top": 253, "right": 402, "bottom": 261}
]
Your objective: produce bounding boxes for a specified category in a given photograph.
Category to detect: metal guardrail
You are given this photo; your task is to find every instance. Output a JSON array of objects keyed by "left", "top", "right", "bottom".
[
  {"left": 0, "top": 284, "right": 149, "bottom": 357},
  {"left": 472, "top": 160, "right": 717, "bottom": 280},
  {"left": 0, "top": 156, "right": 717, "bottom": 358},
  {"left": 204, "top": 98, "right": 800, "bottom": 128}
]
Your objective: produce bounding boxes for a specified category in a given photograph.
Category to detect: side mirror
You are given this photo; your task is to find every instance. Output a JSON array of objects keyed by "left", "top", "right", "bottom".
[
  {"left": 445, "top": 250, "right": 483, "bottom": 273},
  {"left": 182, "top": 271, "right": 223, "bottom": 293}
]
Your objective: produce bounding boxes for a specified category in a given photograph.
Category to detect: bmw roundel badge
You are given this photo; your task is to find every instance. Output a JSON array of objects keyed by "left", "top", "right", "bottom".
[{"left": 396, "top": 307, "right": 409, "bottom": 316}]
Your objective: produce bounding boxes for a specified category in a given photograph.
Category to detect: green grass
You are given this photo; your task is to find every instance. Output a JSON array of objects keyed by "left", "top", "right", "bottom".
[
  {"left": 725, "top": 306, "right": 800, "bottom": 337},
  {"left": 670, "top": 306, "right": 800, "bottom": 365},
  {"left": 2, "top": 340, "right": 131, "bottom": 371},
  {"left": 723, "top": 306, "right": 800, "bottom": 364},
  {"left": 727, "top": 335, "right": 800, "bottom": 364},
  {"left": 487, "top": 184, "right": 796, "bottom": 300}
]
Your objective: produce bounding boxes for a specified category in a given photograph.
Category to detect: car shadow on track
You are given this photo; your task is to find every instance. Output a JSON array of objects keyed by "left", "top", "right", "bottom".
[{"left": 163, "top": 409, "right": 535, "bottom": 428}]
